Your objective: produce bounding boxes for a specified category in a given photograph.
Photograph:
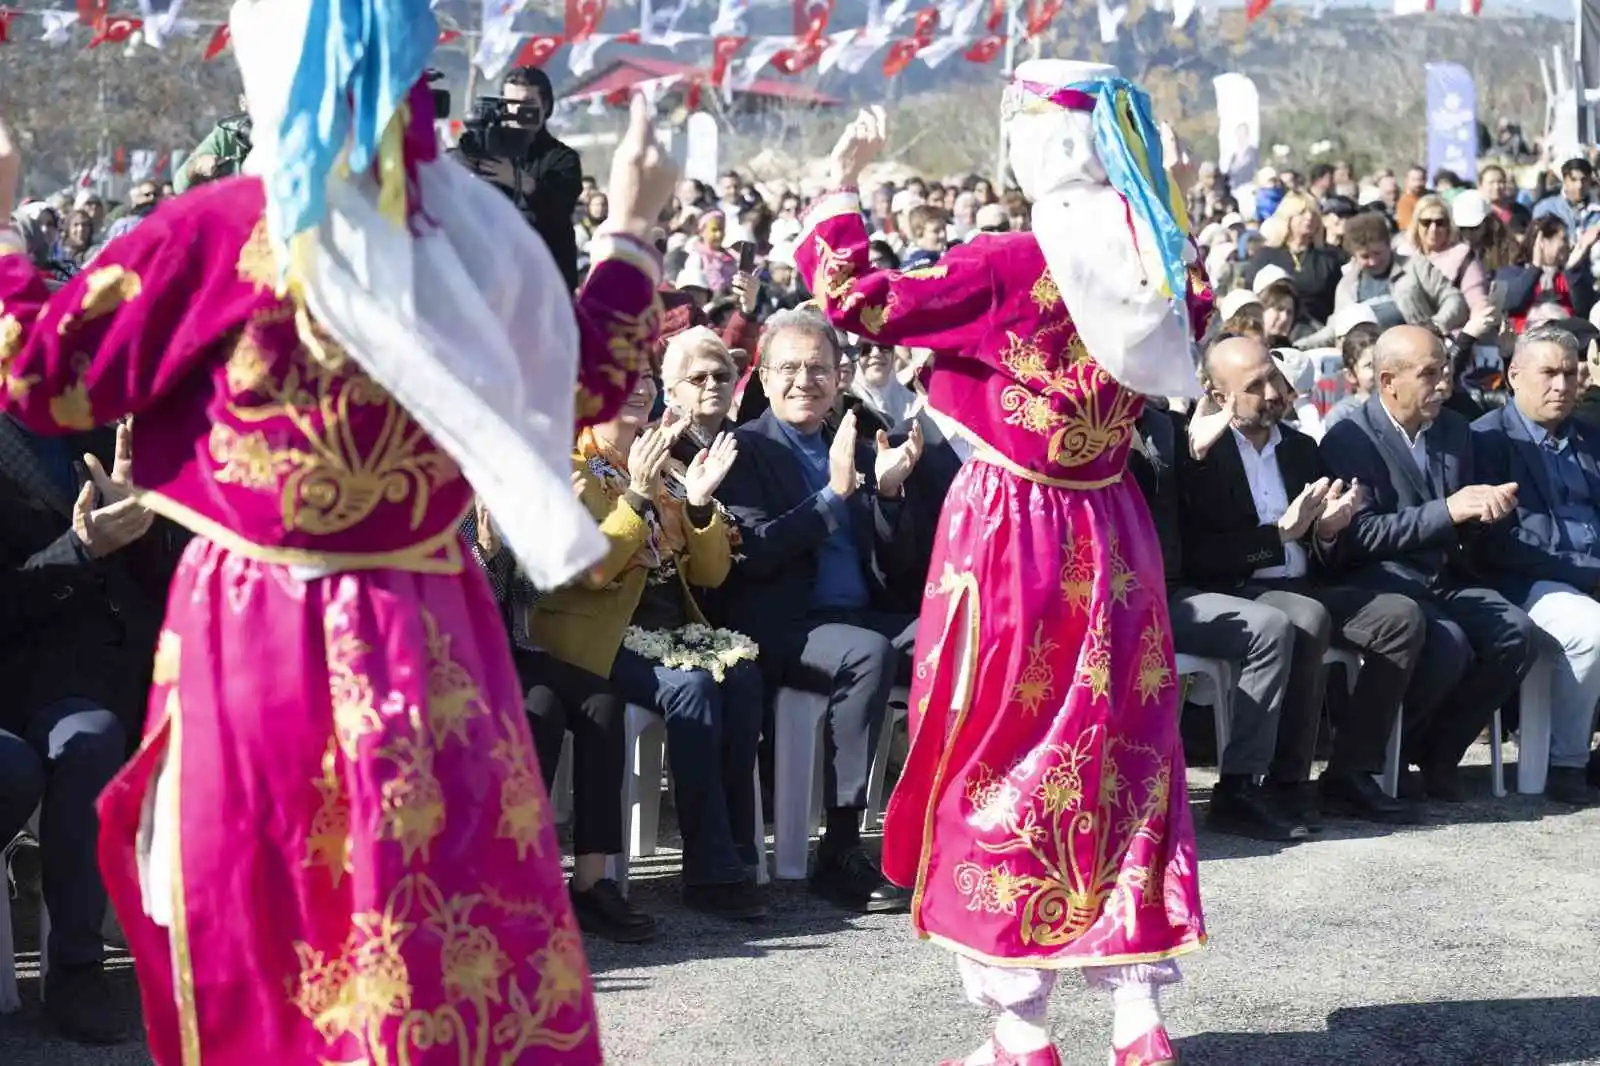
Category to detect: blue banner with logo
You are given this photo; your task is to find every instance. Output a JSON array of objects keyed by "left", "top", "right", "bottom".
[{"left": 1426, "top": 62, "right": 1477, "bottom": 183}]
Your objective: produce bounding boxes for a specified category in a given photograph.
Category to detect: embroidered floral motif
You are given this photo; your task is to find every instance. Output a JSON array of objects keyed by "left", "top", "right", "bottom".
[
  {"left": 237, "top": 219, "right": 279, "bottom": 294},
  {"left": 324, "top": 612, "right": 386, "bottom": 761},
  {"left": 152, "top": 630, "right": 181, "bottom": 687},
  {"left": 209, "top": 423, "right": 306, "bottom": 491},
  {"left": 375, "top": 706, "right": 447, "bottom": 866},
  {"left": 422, "top": 609, "right": 489, "bottom": 750},
  {"left": 996, "top": 324, "right": 1138, "bottom": 472},
  {"left": 1011, "top": 622, "right": 1059, "bottom": 715},
  {"left": 1029, "top": 270, "right": 1061, "bottom": 313},
  {"left": 953, "top": 727, "right": 1171, "bottom": 948},
  {"left": 1135, "top": 610, "right": 1175, "bottom": 705},
  {"left": 1077, "top": 606, "right": 1113, "bottom": 703},
  {"left": 48, "top": 373, "right": 94, "bottom": 430},
  {"left": 305, "top": 738, "right": 353, "bottom": 887},
  {"left": 1106, "top": 530, "right": 1140, "bottom": 606},
  {"left": 901, "top": 264, "right": 950, "bottom": 281},
  {"left": 76, "top": 265, "right": 143, "bottom": 323},
  {"left": 490, "top": 725, "right": 547, "bottom": 862},
  {"left": 0, "top": 314, "right": 20, "bottom": 364},
  {"left": 810, "top": 235, "right": 858, "bottom": 307},
  {"left": 1059, "top": 534, "right": 1095, "bottom": 614},
  {"left": 224, "top": 333, "right": 276, "bottom": 395}
]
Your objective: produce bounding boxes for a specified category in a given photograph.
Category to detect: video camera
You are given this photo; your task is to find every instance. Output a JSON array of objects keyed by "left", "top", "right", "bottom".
[{"left": 457, "top": 96, "right": 538, "bottom": 163}]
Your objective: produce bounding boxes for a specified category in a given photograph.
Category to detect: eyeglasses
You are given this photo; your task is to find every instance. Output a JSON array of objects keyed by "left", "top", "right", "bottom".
[
  {"left": 1418, "top": 217, "right": 1448, "bottom": 228},
  {"left": 766, "top": 362, "right": 835, "bottom": 383},
  {"left": 677, "top": 370, "right": 733, "bottom": 389}
]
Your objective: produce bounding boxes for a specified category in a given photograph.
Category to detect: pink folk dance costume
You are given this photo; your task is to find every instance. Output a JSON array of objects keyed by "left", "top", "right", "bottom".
[
  {"left": 0, "top": 3, "right": 662, "bottom": 1062},
  {"left": 796, "top": 61, "right": 1214, "bottom": 1066}
]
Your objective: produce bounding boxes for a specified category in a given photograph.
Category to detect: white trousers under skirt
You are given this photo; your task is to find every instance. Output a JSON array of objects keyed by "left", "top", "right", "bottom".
[{"left": 955, "top": 956, "right": 1182, "bottom": 1018}]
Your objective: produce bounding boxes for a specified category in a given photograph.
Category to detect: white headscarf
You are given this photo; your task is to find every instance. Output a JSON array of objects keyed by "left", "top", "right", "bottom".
[
  {"left": 1005, "top": 59, "right": 1200, "bottom": 399},
  {"left": 231, "top": 0, "right": 604, "bottom": 589}
]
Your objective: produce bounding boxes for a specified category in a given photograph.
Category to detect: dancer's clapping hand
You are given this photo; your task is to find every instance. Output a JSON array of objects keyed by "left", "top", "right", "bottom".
[
  {"left": 828, "top": 106, "right": 887, "bottom": 189},
  {"left": 601, "top": 93, "right": 679, "bottom": 240},
  {"left": 875, "top": 421, "right": 924, "bottom": 499},
  {"left": 1315, "top": 479, "right": 1363, "bottom": 539},
  {"left": 684, "top": 433, "right": 739, "bottom": 507}
]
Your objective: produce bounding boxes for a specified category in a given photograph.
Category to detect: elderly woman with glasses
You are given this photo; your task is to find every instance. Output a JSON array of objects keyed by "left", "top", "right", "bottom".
[
  {"left": 1409, "top": 192, "right": 1492, "bottom": 315},
  {"left": 663, "top": 326, "right": 740, "bottom": 455}
]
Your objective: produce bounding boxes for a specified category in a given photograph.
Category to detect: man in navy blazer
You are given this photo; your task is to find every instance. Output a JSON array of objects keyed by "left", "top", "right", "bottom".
[
  {"left": 1320, "top": 325, "right": 1535, "bottom": 801},
  {"left": 713, "top": 307, "right": 923, "bottom": 914},
  {"left": 1472, "top": 324, "right": 1600, "bottom": 804}
]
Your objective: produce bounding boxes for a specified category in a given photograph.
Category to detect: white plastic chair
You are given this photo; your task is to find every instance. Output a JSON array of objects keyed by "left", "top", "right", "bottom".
[
  {"left": 602, "top": 704, "right": 770, "bottom": 894},
  {"left": 0, "top": 809, "right": 48, "bottom": 1014},
  {"left": 1173, "top": 654, "right": 1236, "bottom": 768},
  {"left": 772, "top": 690, "right": 829, "bottom": 881},
  {"left": 863, "top": 686, "right": 912, "bottom": 828},
  {"left": 1490, "top": 647, "right": 1558, "bottom": 797}
]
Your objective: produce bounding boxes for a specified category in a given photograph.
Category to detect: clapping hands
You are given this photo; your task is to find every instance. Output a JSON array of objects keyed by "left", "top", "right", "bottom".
[
  {"left": 684, "top": 432, "right": 739, "bottom": 507},
  {"left": 875, "top": 421, "right": 924, "bottom": 499},
  {"left": 1314, "top": 479, "right": 1363, "bottom": 539}
]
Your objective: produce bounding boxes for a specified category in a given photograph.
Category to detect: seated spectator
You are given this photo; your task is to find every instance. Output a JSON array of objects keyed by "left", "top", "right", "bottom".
[
  {"left": 1478, "top": 163, "right": 1532, "bottom": 232},
  {"left": 868, "top": 239, "right": 901, "bottom": 271},
  {"left": 1411, "top": 193, "right": 1493, "bottom": 316},
  {"left": 1301, "top": 211, "right": 1469, "bottom": 346},
  {"left": 1472, "top": 324, "right": 1600, "bottom": 805},
  {"left": 0, "top": 417, "right": 177, "bottom": 1044},
  {"left": 714, "top": 308, "right": 924, "bottom": 913},
  {"left": 1319, "top": 195, "right": 1358, "bottom": 253},
  {"left": 530, "top": 379, "right": 768, "bottom": 921},
  {"left": 1245, "top": 191, "right": 1343, "bottom": 325},
  {"left": 1259, "top": 278, "right": 1312, "bottom": 347},
  {"left": 462, "top": 502, "right": 652, "bottom": 943},
  {"left": 899, "top": 205, "right": 949, "bottom": 272},
  {"left": 1177, "top": 338, "right": 1427, "bottom": 832},
  {"left": 1323, "top": 322, "right": 1382, "bottom": 430},
  {"left": 849, "top": 341, "right": 919, "bottom": 435},
  {"left": 665, "top": 327, "right": 741, "bottom": 455},
  {"left": 1320, "top": 325, "right": 1535, "bottom": 800},
  {"left": 1498, "top": 215, "right": 1599, "bottom": 329},
  {"left": 974, "top": 203, "right": 1009, "bottom": 234}
]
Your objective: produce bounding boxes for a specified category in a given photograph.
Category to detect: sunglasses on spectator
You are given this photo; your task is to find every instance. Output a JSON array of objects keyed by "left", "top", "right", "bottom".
[
  {"left": 1418, "top": 216, "right": 1448, "bottom": 228},
  {"left": 678, "top": 369, "right": 733, "bottom": 388}
]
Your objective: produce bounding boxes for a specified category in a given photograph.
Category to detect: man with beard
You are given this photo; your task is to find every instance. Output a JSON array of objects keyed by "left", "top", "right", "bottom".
[{"left": 1176, "top": 335, "right": 1430, "bottom": 832}]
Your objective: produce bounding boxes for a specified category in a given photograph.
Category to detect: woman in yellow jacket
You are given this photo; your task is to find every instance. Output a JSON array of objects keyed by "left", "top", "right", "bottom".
[{"left": 531, "top": 374, "right": 768, "bottom": 921}]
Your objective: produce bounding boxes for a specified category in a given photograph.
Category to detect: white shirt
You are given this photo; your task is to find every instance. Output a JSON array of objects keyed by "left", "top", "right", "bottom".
[
  {"left": 1381, "top": 399, "right": 1429, "bottom": 476},
  {"left": 1232, "top": 426, "right": 1308, "bottom": 579}
]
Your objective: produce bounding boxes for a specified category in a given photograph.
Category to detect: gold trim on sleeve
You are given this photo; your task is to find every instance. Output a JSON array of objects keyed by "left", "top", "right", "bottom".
[{"left": 802, "top": 191, "right": 864, "bottom": 231}]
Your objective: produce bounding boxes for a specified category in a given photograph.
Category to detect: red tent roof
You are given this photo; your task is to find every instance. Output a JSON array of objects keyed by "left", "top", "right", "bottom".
[{"left": 562, "top": 54, "right": 842, "bottom": 106}]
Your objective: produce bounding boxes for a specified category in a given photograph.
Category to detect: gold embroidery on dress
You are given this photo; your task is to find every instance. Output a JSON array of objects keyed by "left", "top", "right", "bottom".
[
  {"left": 1059, "top": 533, "right": 1095, "bottom": 614},
  {"left": 375, "top": 707, "right": 447, "bottom": 865},
  {"left": 218, "top": 321, "right": 460, "bottom": 537},
  {"left": 422, "top": 609, "right": 489, "bottom": 750},
  {"left": 49, "top": 373, "right": 94, "bottom": 430},
  {"left": 491, "top": 724, "right": 547, "bottom": 861},
  {"left": 859, "top": 304, "right": 887, "bottom": 335},
  {"left": 1030, "top": 270, "right": 1061, "bottom": 313},
  {"left": 0, "top": 314, "right": 20, "bottom": 364},
  {"left": 237, "top": 220, "right": 278, "bottom": 294},
  {"left": 952, "top": 727, "right": 1170, "bottom": 947},
  {"left": 305, "top": 738, "right": 353, "bottom": 887},
  {"left": 606, "top": 304, "right": 657, "bottom": 377},
  {"left": 224, "top": 332, "right": 276, "bottom": 394},
  {"left": 1135, "top": 609, "right": 1174, "bottom": 704},
  {"left": 1011, "top": 622, "right": 1059, "bottom": 715},
  {"left": 1076, "top": 606, "right": 1112, "bottom": 703},
  {"left": 900, "top": 264, "right": 950, "bottom": 281},
  {"left": 77, "top": 265, "right": 143, "bottom": 323},
  {"left": 325, "top": 616, "right": 386, "bottom": 760},
  {"left": 291, "top": 875, "right": 593, "bottom": 1063},
  {"left": 1106, "top": 530, "right": 1140, "bottom": 606},
  {"left": 998, "top": 327, "right": 1137, "bottom": 471},
  {"left": 152, "top": 630, "right": 181, "bottom": 686},
  {"left": 810, "top": 236, "right": 862, "bottom": 311}
]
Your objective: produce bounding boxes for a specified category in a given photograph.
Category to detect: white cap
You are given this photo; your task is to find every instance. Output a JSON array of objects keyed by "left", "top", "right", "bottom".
[
  {"left": 1272, "top": 347, "right": 1316, "bottom": 395},
  {"left": 1330, "top": 303, "right": 1379, "bottom": 340},
  {"left": 891, "top": 189, "right": 925, "bottom": 215},
  {"left": 769, "top": 217, "right": 803, "bottom": 245},
  {"left": 1451, "top": 189, "right": 1490, "bottom": 229},
  {"left": 767, "top": 240, "right": 797, "bottom": 269},
  {"left": 674, "top": 261, "right": 711, "bottom": 292},
  {"left": 1220, "top": 212, "right": 1245, "bottom": 229},
  {"left": 1252, "top": 264, "right": 1292, "bottom": 294},
  {"left": 1218, "top": 289, "right": 1261, "bottom": 321}
]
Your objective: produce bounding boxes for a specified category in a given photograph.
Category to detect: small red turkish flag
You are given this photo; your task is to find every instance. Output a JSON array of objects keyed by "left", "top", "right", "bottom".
[
  {"left": 685, "top": 80, "right": 704, "bottom": 111},
  {"left": 516, "top": 34, "right": 563, "bottom": 67},
  {"left": 881, "top": 39, "right": 920, "bottom": 77},
  {"left": 1024, "top": 0, "right": 1062, "bottom": 35},
  {"left": 1245, "top": 0, "right": 1270, "bottom": 19},
  {"left": 437, "top": 28, "right": 461, "bottom": 44},
  {"left": 964, "top": 35, "right": 1003, "bottom": 63},
  {"left": 710, "top": 36, "right": 746, "bottom": 86},
  {"left": 202, "top": 24, "right": 229, "bottom": 60},
  {"left": 87, "top": 13, "right": 141, "bottom": 47},
  {"left": 0, "top": 9, "right": 14, "bottom": 44}
]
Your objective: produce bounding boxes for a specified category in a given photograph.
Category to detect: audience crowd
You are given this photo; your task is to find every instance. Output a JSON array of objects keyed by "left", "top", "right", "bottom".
[{"left": 6, "top": 101, "right": 1600, "bottom": 1049}]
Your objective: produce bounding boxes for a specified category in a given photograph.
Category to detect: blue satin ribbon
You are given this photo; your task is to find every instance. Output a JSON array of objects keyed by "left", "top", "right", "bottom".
[
  {"left": 1068, "top": 77, "right": 1189, "bottom": 303},
  {"left": 265, "top": 0, "right": 438, "bottom": 274}
]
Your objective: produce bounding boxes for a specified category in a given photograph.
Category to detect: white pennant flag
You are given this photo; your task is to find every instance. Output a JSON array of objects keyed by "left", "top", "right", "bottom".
[
  {"left": 567, "top": 35, "right": 612, "bottom": 77},
  {"left": 919, "top": 36, "right": 970, "bottom": 69},
  {"left": 1392, "top": 0, "right": 1434, "bottom": 13},
  {"left": 641, "top": 0, "right": 694, "bottom": 42},
  {"left": 129, "top": 150, "right": 158, "bottom": 182},
  {"left": 1097, "top": 0, "right": 1128, "bottom": 41},
  {"left": 41, "top": 10, "right": 78, "bottom": 42},
  {"left": 940, "top": 0, "right": 986, "bottom": 37},
  {"left": 710, "top": 0, "right": 751, "bottom": 36},
  {"left": 137, "top": 0, "right": 184, "bottom": 47},
  {"left": 476, "top": 0, "right": 530, "bottom": 80},
  {"left": 820, "top": 28, "right": 885, "bottom": 74},
  {"left": 730, "top": 36, "right": 794, "bottom": 90},
  {"left": 1171, "top": 0, "right": 1196, "bottom": 26}
]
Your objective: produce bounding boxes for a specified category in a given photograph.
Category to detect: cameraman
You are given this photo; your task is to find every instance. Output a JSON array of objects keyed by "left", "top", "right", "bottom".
[
  {"left": 174, "top": 95, "right": 253, "bottom": 194},
  {"left": 464, "top": 66, "right": 583, "bottom": 290}
]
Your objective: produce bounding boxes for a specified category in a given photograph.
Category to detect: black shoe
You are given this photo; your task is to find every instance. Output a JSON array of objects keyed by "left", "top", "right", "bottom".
[
  {"left": 1318, "top": 770, "right": 1422, "bottom": 825},
  {"left": 1207, "top": 780, "right": 1308, "bottom": 842},
  {"left": 1419, "top": 764, "right": 1467, "bottom": 804},
  {"left": 44, "top": 964, "right": 127, "bottom": 1045},
  {"left": 1546, "top": 767, "right": 1599, "bottom": 807},
  {"left": 810, "top": 846, "right": 911, "bottom": 913},
  {"left": 569, "top": 878, "right": 657, "bottom": 944},
  {"left": 683, "top": 877, "right": 769, "bottom": 921},
  {"left": 3, "top": 831, "right": 40, "bottom": 902},
  {"left": 1587, "top": 751, "right": 1600, "bottom": 789},
  {"left": 1266, "top": 780, "right": 1325, "bottom": 834}
]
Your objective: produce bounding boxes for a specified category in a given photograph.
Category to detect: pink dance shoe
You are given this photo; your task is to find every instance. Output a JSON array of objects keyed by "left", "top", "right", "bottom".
[
  {"left": 937, "top": 1043, "right": 1064, "bottom": 1066},
  {"left": 1111, "top": 1026, "right": 1179, "bottom": 1066}
]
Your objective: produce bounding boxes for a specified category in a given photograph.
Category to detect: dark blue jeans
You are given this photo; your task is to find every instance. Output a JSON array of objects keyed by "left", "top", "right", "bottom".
[
  {"left": 609, "top": 647, "right": 763, "bottom": 886},
  {"left": 0, "top": 697, "right": 125, "bottom": 969}
]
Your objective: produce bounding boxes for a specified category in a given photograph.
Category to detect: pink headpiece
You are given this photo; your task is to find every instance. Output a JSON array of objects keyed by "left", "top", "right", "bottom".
[{"left": 1013, "top": 81, "right": 1097, "bottom": 113}]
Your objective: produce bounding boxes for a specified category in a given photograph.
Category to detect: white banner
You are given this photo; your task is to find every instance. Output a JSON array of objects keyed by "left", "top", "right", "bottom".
[{"left": 1214, "top": 72, "right": 1261, "bottom": 194}]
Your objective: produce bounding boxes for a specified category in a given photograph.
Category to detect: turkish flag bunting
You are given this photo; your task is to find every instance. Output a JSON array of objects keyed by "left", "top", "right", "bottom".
[
  {"left": 603, "top": 87, "right": 631, "bottom": 106},
  {"left": 202, "top": 24, "right": 229, "bottom": 60},
  {"left": 686, "top": 80, "right": 704, "bottom": 111},
  {"left": 985, "top": 0, "right": 1007, "bottom": 32},
  {"left": 76, "top": 0, "right": 107, "bottom": 26},
  {"left": 564, "top": 0, "right": 605, "bottom": 41},
  {"left": 0, "top": 9, "right": 13, "bottom": 43},
  {"left": 516, "top": 34, "right": 564, "bottom": 66},
  {"left": 881, "top": 39, "right": 920, "bottom": 77},
  {"left": 772, "top": 34, "right": 824, "bottom": 74},
  {"left": 710, "top": 35, "right": 746, "bottom": 86},
  {"left": 88, "top": 13, "right": 142, "bottom": 47},
  {"left": 791, "top": 0, "right": 833, "bottom": 39},
  {"left": 112, "top": 147, "right": 127, "bottom": 175},
  {"left": 1245, "top": 0, "right": 1270, "bottom": 18},
  {"left": 437, "top": 28, "right": 461, "bottom": 44},
  {"left": 1024, "top": 0, "right": 1062, "bottom": 35},
  {"left": 614, "top": 29, "right": 641, "bottom": 42},
  {"left": 964, "top": 34, "right": 1003, "bottom": 63}
]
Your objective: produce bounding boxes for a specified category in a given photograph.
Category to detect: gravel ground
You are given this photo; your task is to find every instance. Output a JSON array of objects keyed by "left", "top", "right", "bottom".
[{"left": 3, "top": 751, "right": 1598, "bottom": 1066}]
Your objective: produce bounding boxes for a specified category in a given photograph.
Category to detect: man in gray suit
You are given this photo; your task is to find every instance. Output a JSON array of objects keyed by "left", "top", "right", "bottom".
[{"left": 1320, "top": 325, "right": 1535, "bottom": 801}]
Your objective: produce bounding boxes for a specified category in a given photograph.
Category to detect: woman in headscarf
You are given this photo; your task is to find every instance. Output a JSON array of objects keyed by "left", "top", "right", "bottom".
[
  {"left": 61, "top": 207, "right": 97, "bottom": 265},
  {"left": 0, "top": 2, "right": 676, "bottom": 1060},
  {"left": 849, "top": 340, "right": 919, "bottom": 434},
  {"left": 11, "top": 201, "right": 76, "bottom": 288},
  {"left": 796, "top": 59, "right": 1208, "bottom": 1066}
]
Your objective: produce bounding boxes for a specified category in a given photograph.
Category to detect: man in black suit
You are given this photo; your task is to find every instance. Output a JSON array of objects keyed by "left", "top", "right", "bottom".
[
  {"left": 0, "top": 416, "right": 174, "bottom": 1044},
  {"left": 714, "top": 307, "right": 923, "bottom": 914},
  {"left": 1472, "top": 323, "right": 1600, "bottom": 805},
  {"left": 1321, "top": 324, "right": 1536, "bottom": 801},
  {"left": 1176, "top": 337, "right": 1427, "bottom": 830}
]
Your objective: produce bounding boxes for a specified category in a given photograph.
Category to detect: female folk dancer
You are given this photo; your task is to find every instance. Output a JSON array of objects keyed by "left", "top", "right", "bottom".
[
  {"left": 0, "top": 1, "right": 676, "bottom": 1060},
  {"left": 796, "top": 61, "right": 1212, "bottom": 1066}
]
